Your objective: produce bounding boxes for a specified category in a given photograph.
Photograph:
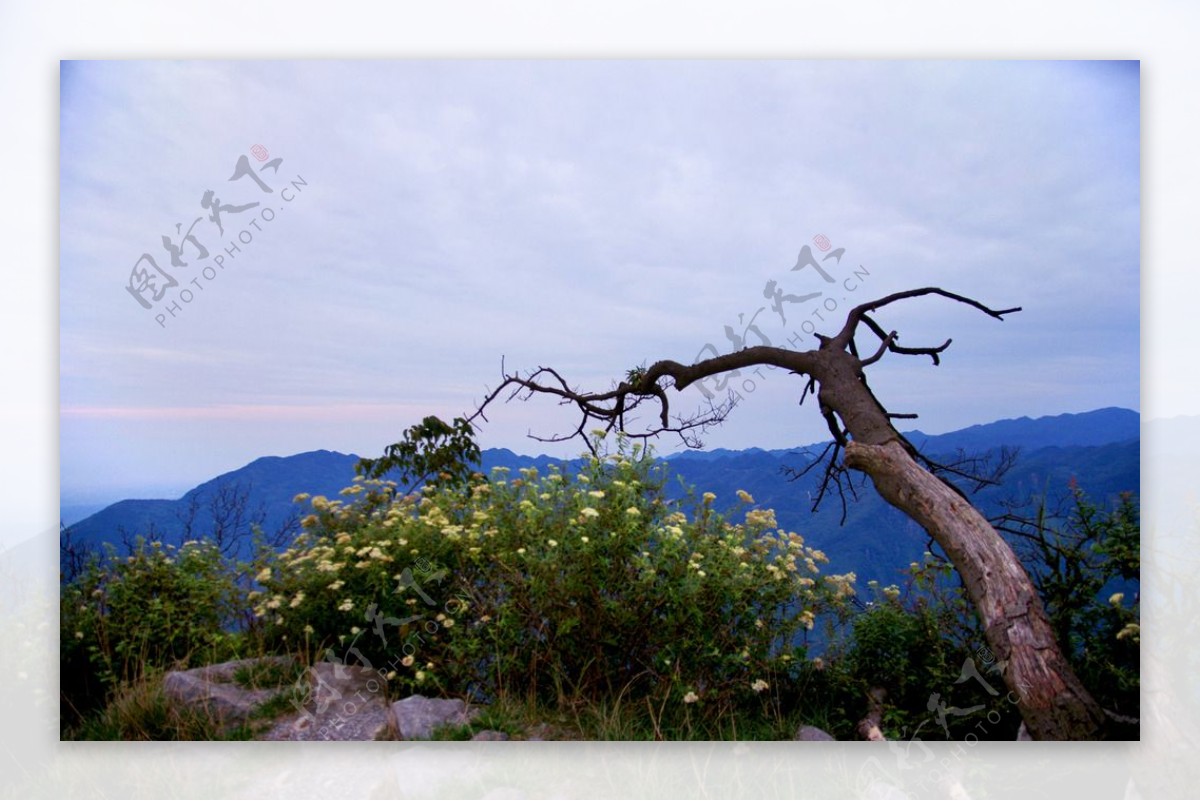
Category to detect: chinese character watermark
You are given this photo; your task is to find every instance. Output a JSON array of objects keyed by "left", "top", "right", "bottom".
[
  {"left": 122, "top": 144, "right": 308, "bottom": 329},
  {"left": 690, "top": 234, "right": 872, "bottom": 411},
  {"left": 855, "top": 651, "right": 1035, "bottom": 798}
]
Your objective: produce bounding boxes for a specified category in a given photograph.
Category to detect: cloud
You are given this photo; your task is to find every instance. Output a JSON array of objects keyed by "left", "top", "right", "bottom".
[{"left": 60, "top": 60, "right": 1139, "bottom": 498}]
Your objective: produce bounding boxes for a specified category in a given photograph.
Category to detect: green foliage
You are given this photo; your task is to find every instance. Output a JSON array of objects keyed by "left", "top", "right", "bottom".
[
  {"left": 1062, "top": 489, "right": 1140, "bottom": 724},
  {"left": 250, "top": 684, "right": 311, "bottom": 722},
  {"left": 1001, "top": 486, "right": 1140, "bottom": 723},
  {"left": 1091, "top": 491, "right": 1139, "bottom": 580},
  {"left": 356, "top": 415, "right": 481, "bottom": 492},
  {"left": 801, "top": 576, "right": 1003, "bottom": 741},
  {"left": 60, "top": 539, "right": 245, "bottom": 729},
  {"left": 257, "top": 433, "right": 856, "bottom": 734},
  {"left": 848, "top": 602, "right": 943, "bottom": 696}
]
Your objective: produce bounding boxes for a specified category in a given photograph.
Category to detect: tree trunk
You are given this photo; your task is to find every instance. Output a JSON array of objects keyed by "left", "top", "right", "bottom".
[{"left": 844, "top": 439, "right": 1106, "bottom": 740}]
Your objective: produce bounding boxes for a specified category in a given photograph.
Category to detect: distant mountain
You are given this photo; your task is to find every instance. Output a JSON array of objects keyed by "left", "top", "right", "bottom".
[
  {"left": 60, "top": 503, "right": 111, "bottom": 528},
  {"left": 665, "top": 407, "right": 1138, "bottom": 467},
  {"left": 64, "top": 450, "right": 362, "bottom": 561},
  {"left": 64, "top": 409, "right": 1140, "bottom": 584},
  {"left": 897, "top": 407, "right": 1139, "bottom": 455},
  {"left": 668, "top": 446, "right": 773, "bottom": 463}
]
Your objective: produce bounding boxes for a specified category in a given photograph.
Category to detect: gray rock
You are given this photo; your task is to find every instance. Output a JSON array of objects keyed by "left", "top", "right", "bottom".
[
  {"left": 389, "top": 694, "right": 479, "bottom": 740},
  {"left": 163, "top": 656, "right": 294, "bottom": 732},
  {"left": 471, "top": 729, "right": 510, "bottom": 741},
  {"left": 264, "top": 661, "right": 391, "bottom": 741},
  {"left": 794, "top": 724, "right": 836, "bottom": 741}
]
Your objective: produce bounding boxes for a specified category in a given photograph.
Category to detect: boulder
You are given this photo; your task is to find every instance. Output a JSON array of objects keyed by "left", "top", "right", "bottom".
[
  {"left": 163, "top": 656, "right": 294, "bottom": 733},
  {"left": 263, "top": 661, "right": 391, "bottom": 741},
  {"left": 388, "top": 694, "right": 479, "bottom": 740},
  {"left": 794, "top": 724, "right": 836, "bottom": 741}
]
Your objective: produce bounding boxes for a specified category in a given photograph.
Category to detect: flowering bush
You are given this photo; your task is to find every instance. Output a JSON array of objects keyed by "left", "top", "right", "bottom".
[
  {"left": 60, "top": 538, "right": 243, "bottom": 728},
  {"left": 255, "top": 434, "right": 855, "bottom": 725}
]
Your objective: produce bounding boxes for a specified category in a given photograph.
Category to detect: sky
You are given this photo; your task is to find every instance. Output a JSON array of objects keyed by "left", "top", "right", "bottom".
[{"left": 59, "top": 60, "right": 1140, "bottom": 505}]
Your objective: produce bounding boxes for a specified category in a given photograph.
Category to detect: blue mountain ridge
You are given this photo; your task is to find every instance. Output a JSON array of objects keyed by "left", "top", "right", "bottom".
[{"left": 63, "top": 408, "right": 1140, "bottom": 586}]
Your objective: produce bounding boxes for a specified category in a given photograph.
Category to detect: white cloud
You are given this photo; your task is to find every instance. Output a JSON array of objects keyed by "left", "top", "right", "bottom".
[{"left": 60, "top": 60, "right": 1139, "bottom": 497}]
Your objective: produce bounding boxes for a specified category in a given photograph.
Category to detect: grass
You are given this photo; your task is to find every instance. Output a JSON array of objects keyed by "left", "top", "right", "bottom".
[
  {"left": 65, "top": 664, "right": 842, "bottom": 741},
  {"left": 570, "top": 696, "right": 805, "bottom": 740},
  {"left": 429, "top": 722, "right": 477, "bottom": 740},
  {"left": 64, "top": 643, "right": 853, "bottom": 742},
  {"left": 421, "top": 688, "right": 822, "bottom": 741},
  {"left": 65, "top": 672, "right": 255, "bottom": 741},
  {"left": 233, "top": 656, "right": 304, "bottom": 691},
  {"left": 426, "top": 697, "right": 534, "bottom": 740},
  {"left": 65, "top": 633, "right": 846, "bottom": 742},
  {"left": 250, "top": 686, "right": 307, "bottom": 722},
  {"left": 64, "top": 650, "right": 310, "bottom": 741}
]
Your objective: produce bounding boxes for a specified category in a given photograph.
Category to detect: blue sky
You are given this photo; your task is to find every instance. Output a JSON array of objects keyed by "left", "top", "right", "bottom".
[{"left": 59, "top": 60, "right": 1140, "bottom": 504}]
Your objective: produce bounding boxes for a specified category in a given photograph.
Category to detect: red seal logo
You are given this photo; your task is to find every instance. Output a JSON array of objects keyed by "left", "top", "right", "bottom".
[
  {"left": 251, "top": 144, "right": 269, "bottom": 162},
  {"left": 813, "top": 234, "right": 832, "bottom": 252}
]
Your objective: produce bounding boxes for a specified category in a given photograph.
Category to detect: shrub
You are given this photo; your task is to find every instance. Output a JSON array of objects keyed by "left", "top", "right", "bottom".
[
  {"left": 995, "top": 485, "right": 1141, "bottom": 729},
  {"left": 795, "top": 565, "right": 1014, "bottom": 741},
  {"left": 843, "top": 589, "right": 986, "bottom": 738},
  {"left": 849, "top": 602, "right": 937, "bottom": 693},
  {"left": 256, "top": 434, "right": 855, "bottom": 733},
  {"left": 60, "top": 538, "right": 244, "bottom": 728}
]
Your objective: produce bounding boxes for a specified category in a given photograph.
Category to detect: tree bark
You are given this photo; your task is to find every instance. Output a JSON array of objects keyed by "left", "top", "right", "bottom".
[{"left": 844, "top": 438, "right": 1105, "bottom": 740}]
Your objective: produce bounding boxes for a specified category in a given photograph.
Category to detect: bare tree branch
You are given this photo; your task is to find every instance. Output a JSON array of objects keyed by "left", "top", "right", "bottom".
[
  {"left": 833, "top": 286, "right": 1021, "bottom": 351},
  {"left": 467, "top": 288, "right": 1021, "bottom": 506}
]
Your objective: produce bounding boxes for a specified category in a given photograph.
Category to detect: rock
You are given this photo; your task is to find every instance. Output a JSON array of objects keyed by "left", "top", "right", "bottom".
[
  {"left": 388, "top": 694, "right": 479, "bottom": 740},
  {"left": 471, "top": 729, "right": 510, "bottom": 741},
  {"left": 263, "top": 661, "right": 391, "bottom": 741},
  {"left": 163, "top": 656, "right": 294, "bottom": 733},
  {"left": 794, "top": 724, "right": 835, "bottom": 741}
]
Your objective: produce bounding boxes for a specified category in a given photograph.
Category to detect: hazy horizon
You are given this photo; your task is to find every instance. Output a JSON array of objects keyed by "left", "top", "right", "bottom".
[{"left": 60, "top": 403, "right": 1140, "bottom": 514}]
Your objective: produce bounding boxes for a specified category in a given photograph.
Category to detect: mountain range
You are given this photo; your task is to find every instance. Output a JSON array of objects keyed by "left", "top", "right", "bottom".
[{"left": 62, "top": 407, "right": 1140, "bottom": 585}]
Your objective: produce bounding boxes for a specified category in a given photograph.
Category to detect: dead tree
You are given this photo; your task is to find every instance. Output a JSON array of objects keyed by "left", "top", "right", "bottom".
[{"left": 467, "top": 287, "right": 1105, "bottom": 740}]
